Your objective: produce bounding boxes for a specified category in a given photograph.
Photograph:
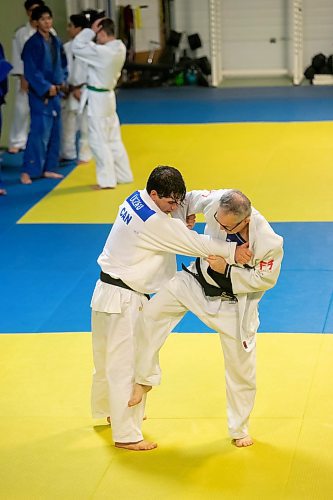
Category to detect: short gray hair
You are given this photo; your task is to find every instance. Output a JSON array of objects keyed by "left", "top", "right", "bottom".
[{"left": 218, "top": 189, "right": 251, "bottom": 218}]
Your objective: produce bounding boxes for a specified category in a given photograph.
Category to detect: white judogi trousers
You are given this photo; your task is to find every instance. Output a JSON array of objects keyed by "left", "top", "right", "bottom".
[
  {"left": 77, "top": 107, "right": 92, "bottom": 162},
  {"left": 88, "top": 111, "right": 133, "bottom": 188},
  {"left": 61, "top": 105, "right": 92, "bottom": 162},
  {"left": 91, "top": 281, "right": 147, "bottom": 443},
  {"left": 8, "top": 79, "right": 30, "bottom": 150},
  {"left": 136, "top": 271, "right": 257, "bottom": 439}
]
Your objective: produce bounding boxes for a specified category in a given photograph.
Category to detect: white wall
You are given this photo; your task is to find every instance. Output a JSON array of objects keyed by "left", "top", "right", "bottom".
[
  {"left": 116, "top": 0, "right": 160, "bottom": 52},
  {"left": 172, "top": 0, "right": 333, "bottom": 78},
  {"left": 303, "top": 0, "right": 333, "bottom": 67},
  {"left": 172, "top": 0, "right": 210, "bottom": 59},
  {"left": 67, "top": 0, "right": 333, "bottom": 72},
  {"left": 220, "top": 0, "right": 289, "bottom": 75}
]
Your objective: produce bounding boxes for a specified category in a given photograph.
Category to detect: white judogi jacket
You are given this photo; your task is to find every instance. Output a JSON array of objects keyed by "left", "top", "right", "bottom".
[
  {"left": 11, "top": 22, "right": 35, "bottom": 76},
  {"left": 95, "top": 189, "right": 237, "bottom": 297},
  {"left": 174, "top": 190, "right": 284, "bottom": 351},
  {"left": 63, "top": 40, "right": 88, "bottom": 111},
  {"left": 71, "top": 28, "right": 125, "bottom": 117}
]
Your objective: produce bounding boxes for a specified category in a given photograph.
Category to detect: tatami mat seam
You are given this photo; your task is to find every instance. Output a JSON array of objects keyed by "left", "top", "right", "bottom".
[{"left": 323, "top": 292, "right": 333, "bottom": 333}]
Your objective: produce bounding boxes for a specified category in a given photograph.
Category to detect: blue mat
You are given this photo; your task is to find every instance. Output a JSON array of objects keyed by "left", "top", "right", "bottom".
[
  {"left": 0, "top": 222, "right": 332, "bottom": 334},
  {"left": 0, "top": 151, "right": 76, "bottom": 226},
  {"left": 117, "top": 86, "right": 333, "bottom": 124}
]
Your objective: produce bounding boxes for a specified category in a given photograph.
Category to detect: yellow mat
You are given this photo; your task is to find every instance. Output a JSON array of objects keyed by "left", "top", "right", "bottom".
[
  {"left": 1, "top": 332, "right": 332, "bottom": 499},
  {"left": 19, "top": 122, "right": 333, "bottom": 224}
]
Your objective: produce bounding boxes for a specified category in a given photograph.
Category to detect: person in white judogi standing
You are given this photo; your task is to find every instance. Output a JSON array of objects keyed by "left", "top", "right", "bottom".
[
  {"left": 130, "top": 189, "right": 284, "bottom": 448},
  {"left": 61, "top": 14, "right": 92, "bottom": 163},
  {"left": 90, "top": 167, "right": 252, "bottom": 451},
  {"left": 9, "top": 0, "right": 47, "bottom": 154},
  {"left": 72, "top": 17, "right": 133, "bottom": 189}
]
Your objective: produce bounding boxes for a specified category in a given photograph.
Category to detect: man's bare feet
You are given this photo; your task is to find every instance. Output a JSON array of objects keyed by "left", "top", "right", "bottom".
[
  {"left": 128, "top": 383, "right": 152, "bottom": 407},
  {"left": 232, "top": 436, "right": 253, "bottom": 447},
  {"left": 0, "top": 188, "right": 7, "bottom": 195},
  {"left": 43, "top": 171, "right": 64, "bottom": 179},
  {"left": 21, "top": 173, "right": 32, "bottom": 184},
  {"left": 78, "top": 159, "right": 90, "bottom": 164},
  {"left": 91, "top": 184, "right": 115, "bottom": 190},
  {"left": 115, "top": 440, "right": 157, "bottom": 451}
]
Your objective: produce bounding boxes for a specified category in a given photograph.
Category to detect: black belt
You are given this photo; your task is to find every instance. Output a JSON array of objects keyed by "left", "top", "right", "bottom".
[
  {"left": 182, "top": 258, "right": 237, "bottom": 300},
  {"left": 100, "top": 271, "right": 150, "bottom": 300}
]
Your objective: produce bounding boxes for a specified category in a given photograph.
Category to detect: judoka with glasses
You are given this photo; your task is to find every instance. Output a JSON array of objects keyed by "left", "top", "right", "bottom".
[{"left": 130, "top": 189, "right": 283, "bottom": 448}]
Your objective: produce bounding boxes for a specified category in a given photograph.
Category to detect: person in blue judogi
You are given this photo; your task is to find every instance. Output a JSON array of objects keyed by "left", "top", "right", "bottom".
[
  {"left": 0, "top": 43, "right": 13, "bottom": 195},
  {"left": 21, "top": 5, "right": 68, "bottom": 184}
]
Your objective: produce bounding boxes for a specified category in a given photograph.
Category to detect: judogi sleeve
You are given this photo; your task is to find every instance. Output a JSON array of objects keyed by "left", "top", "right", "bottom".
[
  {"left": 137, "top": 215, "right": 237, "bottom": 263},
  {"left": 11, "top": 29, "right": 24, "bottom": 75},
  {"left": 0, "top": 45, "right": 12, "bottom": 102},
  {"left": 60, "top": 42, "right": 69, "bottom": 82},
  {"left": 63, "top": 43, "right": 73, "bottom": 83},
  {"left": 72, "top": 57, "right": 88, "bottom": 86},
  {"left": 22, "top": 38, "right": 51, "bottom": 97},
  {"left": 172, "top": 189, "right": 225, "bottom": 222},
  {"left": 231, "top": 234, "right": 284, "bottom": 294},
  {"left": 71, "top": 28, "right": 106, "bottom": 67}
]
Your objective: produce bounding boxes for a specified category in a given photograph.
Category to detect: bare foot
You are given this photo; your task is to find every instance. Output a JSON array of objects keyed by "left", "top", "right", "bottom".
[
  {"left": 21, "top": 173, "right": 32, "bottom": 184},
  {"left": 0, "top": 188, "right": 7, "bottom": 195},
  {"left": 91, "top": 184, "right": 115, "bottom": 190},
  {"left": 128, "top": 383, "right": 152, "bottom": 407},
  {"left": 232, "top": 436, "right": 253, "bottom": 447},
  {"left": 78, "top": 159, "right": 91, "bottom": 164},
  {"left": 43, "top": 171, "right": 64, "bottom": 179},
  {"left": 8, "top": 147, "right": 20, "bottom": 154},
  {"left": 115, "top": 439, "right": 157, "bottom": 451}
]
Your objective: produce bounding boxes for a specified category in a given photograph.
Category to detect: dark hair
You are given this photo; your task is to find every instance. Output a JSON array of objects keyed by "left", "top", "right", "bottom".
[
  {"left": 146, "top": 166, "right": 186, "bottom": 203},
  {"left": 99, "top": 18, "right": 115, "bottom": 36},
  {"left": 69, "top": 14, "right": 89, "bottom": 29},
  {"left": 31, "top": 4, "right": 52, "bottom": 21},
  {"left": 24, "top": 0, "right": 44, "bottom": 10},
  {"left": 81, "top": 9, "right": 105, "bottom": 27}
]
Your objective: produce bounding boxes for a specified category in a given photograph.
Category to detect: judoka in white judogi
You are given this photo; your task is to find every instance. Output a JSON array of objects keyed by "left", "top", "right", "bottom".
[
  {"left": 61, "top": 38, "right": 91, "bottom": 162},
  {"left": 72, "top": 19, "right": 133, "bottom": 188},
  {"left": 133, "top": 189, "right": 283, "bottom": 446},
  {"left": 9, "top": 20, "right": 37, "bottom": 152}
]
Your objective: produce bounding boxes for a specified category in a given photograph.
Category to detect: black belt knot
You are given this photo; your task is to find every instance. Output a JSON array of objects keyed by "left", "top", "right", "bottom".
[{"left": 182, "top": 258, "right": 236, "bottom": 300}]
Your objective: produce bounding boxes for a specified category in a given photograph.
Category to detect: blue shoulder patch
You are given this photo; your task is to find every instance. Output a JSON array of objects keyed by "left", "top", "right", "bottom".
[{"left": 126, "top": 191, "right": 156, "bottom": 222}]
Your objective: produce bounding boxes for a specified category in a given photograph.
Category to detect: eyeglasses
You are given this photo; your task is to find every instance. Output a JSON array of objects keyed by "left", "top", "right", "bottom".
[{"left": 214, "top": 212, "right": 248, "bottom": 232}]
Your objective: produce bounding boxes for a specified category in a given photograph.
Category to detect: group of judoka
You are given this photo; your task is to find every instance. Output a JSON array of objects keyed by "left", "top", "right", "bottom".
[{"left": 6, "top": 0, "right": 132, "bottom": 189}]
